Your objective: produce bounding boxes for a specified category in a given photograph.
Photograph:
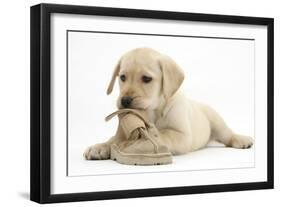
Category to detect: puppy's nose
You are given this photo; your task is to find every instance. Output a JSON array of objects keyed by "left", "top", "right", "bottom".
[{"left": 121, "top": 96, "right": 133, "bottom": 108}]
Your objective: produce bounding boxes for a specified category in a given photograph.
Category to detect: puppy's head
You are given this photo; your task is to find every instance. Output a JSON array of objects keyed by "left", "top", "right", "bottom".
[{"left": 107, "top": 48, "right": 184, "bottom": 110}]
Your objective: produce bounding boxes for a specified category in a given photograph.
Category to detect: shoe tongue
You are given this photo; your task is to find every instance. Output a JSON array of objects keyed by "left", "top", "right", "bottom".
[
  {"left": 121, "top": 114, "right": 146, "bottom": 139},
  {"left": 105, "top": 109, "right": 159, "bottom": 152}
]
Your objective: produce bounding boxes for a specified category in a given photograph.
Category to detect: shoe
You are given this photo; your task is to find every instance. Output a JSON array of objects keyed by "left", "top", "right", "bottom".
[{"left": 105, "top": 109, "right": 173, "bottom": 165}]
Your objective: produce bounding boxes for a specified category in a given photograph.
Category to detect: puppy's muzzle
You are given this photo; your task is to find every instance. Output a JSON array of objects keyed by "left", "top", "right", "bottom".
[{"left": 121, "top": 96, "right": 133, "bottom": 108}]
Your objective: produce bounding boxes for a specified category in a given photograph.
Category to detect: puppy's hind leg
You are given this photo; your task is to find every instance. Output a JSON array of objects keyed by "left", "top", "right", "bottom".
[
  {"left": 201, "top": 104, "right": 253, "bottom": 149},
  {"left": 226, "top": 133, "right": 254, "bottom": 149}
]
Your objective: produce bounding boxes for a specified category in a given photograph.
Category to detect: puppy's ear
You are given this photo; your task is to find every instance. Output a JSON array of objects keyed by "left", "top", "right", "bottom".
[
  {"left": 159, "top": 55, "right": 184, "bottom": 100},
  {"left": 106, "top": 60, "right": 121, "bottom": 95}
]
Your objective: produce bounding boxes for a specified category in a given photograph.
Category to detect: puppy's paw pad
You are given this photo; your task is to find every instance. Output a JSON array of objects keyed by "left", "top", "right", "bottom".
[
  {"left": 83, "top": 144, "right": 110, "bottom": 160},
  {"left": 231, "top": 136, "right": 254, "bottom": 149}
]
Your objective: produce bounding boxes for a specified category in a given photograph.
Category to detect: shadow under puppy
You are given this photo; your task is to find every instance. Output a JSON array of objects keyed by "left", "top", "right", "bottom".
[{"left": 84, "top": 47, "right": 253, "bottom": 162}]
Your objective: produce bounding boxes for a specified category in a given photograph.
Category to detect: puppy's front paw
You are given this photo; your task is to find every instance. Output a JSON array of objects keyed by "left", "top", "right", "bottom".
[{"left": 83, "top": 143, "right": 110, "bottom": 160}]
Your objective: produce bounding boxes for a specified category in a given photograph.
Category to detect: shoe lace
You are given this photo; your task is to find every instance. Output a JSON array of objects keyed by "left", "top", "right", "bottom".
[{"left": 138, "top": 128, "right": 159, "bottom": 153}]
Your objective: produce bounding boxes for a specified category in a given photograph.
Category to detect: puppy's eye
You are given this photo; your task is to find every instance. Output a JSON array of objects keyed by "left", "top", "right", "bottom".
[
  {"left": 120, "top": 74, "right": 126, "bottom": 82},
  {"left": 142, "top": 76, "right": 152, "bottom": 83}
]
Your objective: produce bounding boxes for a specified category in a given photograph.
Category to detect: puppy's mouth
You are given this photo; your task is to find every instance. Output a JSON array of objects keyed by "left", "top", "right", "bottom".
[{"left": 118, "top": 96, "right": 148, "bottom": 109}]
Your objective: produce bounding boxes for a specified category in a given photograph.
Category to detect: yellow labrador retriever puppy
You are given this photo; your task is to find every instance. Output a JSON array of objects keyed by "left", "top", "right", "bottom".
[{"left": 84, "top": 48, "right": 253, "bottom": 160}]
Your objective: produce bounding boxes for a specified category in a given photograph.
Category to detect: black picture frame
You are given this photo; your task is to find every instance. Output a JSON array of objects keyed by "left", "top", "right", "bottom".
[{"left": 30, "top": 3, "right": 274, "bottom": 204}]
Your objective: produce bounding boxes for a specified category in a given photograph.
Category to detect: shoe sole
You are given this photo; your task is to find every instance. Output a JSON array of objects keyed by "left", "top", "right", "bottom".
[{"left": 110, "top": 144, "right": 173, "bottom": 165}]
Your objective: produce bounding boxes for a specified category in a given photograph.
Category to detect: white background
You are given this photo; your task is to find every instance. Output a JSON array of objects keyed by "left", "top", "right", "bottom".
[
  {"left": 67, "top": 30, "right": 255, "bottom": 176},
  {"left": 0, "top": 0, "right": 280, "bottom": 206}
]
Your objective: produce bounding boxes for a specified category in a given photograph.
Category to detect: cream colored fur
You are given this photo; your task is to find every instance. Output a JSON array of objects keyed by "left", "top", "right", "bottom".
[{"left": 84, "top": 48, "right": 253, "bottom": 160}]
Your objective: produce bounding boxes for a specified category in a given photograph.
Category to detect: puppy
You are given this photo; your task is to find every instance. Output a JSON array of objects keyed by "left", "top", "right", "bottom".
[{"left": 84, "top": 48, "right": 253, "bottom": 160}]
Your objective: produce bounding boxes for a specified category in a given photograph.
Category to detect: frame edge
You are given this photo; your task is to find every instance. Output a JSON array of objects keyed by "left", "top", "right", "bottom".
[
  {"left": 39, "top": 3, "right": 273, "bottom": 25},
  {"left": 267, "top": 18, "right": 274, "bottom": 189},
  {"left": 30, "top": 3, "right": 52, "bottom": 204},
  {"left": 30, "top": 4, "right": 42, "bottom": 203}
]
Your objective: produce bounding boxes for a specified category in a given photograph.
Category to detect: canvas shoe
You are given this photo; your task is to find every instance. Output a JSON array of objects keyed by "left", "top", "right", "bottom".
[{"left": 105, "top": 109, "right": 173, "bottom": 165}]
